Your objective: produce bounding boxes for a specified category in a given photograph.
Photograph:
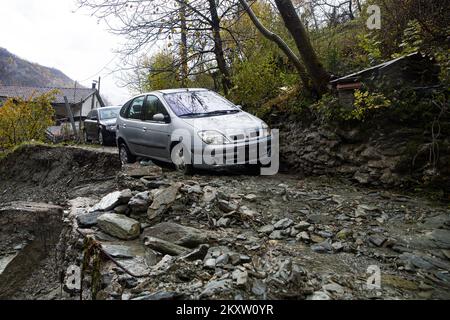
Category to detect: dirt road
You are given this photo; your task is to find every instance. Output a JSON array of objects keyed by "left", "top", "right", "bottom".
[{"left": 0, "top": 144, "right": 449, "bottom": 300}]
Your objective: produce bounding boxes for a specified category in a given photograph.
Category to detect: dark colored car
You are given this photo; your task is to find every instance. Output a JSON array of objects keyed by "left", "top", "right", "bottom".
[{"left": 83, "top": 106, "right": 121, "bottom": 145}]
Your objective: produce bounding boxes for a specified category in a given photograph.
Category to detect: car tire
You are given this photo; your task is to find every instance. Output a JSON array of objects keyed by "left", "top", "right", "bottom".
[
  {"left": 83, "top": 130, "right": 90, "bottom": 143},
  {"left": 171, "top": 142, "right": 194, "bottom": 175},
  {"left": 98, "top": 131, "right": 105, "bottom": 146},
  {"left": 119, "top": 143, "right": 136, "bottom": 165}
]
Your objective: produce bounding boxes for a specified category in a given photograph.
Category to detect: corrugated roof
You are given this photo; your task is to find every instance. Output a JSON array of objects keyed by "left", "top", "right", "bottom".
[
  {"left": 0, "top": 86, "right": 97, "bottom": 104},
  {"left": 330, "top": 52, "right": 421, "bottom": 84}
]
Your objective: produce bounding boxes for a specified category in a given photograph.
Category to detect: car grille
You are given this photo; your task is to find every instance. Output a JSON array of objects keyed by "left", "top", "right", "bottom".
[{"left": 229, "top": 129, "right": 260, "bottom": 142}]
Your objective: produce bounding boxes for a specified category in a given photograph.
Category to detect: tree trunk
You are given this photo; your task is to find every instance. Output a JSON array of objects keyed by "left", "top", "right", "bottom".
[
  {"left": 179, "top": 0, "right": 188, "bottom": 87},
  {"left": 208, "top": 0, "right": 232, "bottom": 95},
  {"left": 274, "top": 0, "right": 330, "bottom": 95},
  {"left": 238, "top": 0, "right": 312, "bottom": 92}
]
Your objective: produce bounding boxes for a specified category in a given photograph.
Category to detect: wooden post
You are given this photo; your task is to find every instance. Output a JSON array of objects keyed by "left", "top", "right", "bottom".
[{"left": 64, "top": 96, "right": 78, "bottom": 141}]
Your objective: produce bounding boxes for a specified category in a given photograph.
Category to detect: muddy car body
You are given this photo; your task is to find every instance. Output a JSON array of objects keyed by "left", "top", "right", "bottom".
[{"left": 116, "top": 89, "right": 271, "bottom": 173}]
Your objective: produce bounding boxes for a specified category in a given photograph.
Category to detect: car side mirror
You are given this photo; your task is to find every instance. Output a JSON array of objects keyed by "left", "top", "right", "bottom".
[
  {"left": 236, "top": 105, "right": 242, "bottom": 109},
  {"left": 153, "top": 113, "right": 165, "bottom": 122}
]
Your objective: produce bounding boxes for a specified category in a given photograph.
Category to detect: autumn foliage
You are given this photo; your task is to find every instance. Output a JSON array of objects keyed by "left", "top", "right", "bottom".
[{"left": 0, "top": 90, "right": 57, "bottom": 149}]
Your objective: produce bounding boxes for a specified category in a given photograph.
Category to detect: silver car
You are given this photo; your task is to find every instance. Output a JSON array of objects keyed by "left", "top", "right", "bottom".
[{"left": 116, "top": 88, "right": 271, "bottom": 174}]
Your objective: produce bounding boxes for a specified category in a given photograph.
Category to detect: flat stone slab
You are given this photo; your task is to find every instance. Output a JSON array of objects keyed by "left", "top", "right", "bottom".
[
  {"left": 97, "top": 213, "right": 140, "bottom": 240},
  {"left": 141, "top": 222, "right": 209, "bottom": 249}
]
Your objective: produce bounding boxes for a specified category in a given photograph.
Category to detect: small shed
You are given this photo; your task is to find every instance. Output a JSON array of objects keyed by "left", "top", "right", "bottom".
[{"left": 330, "top": 52, "right": 441, "bottom": 107}]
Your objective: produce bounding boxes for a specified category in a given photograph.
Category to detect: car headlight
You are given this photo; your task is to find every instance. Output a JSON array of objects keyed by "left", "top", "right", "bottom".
[
  {"left": 260, "top": 123, "right": 271, "bottom": 138},
  {"left": 198, "top": 130, "right": 230, "bottom": 145}
]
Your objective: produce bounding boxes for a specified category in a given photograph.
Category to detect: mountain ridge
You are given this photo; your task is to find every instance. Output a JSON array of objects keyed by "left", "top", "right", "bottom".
[{"left": 0, "top": 47, "right": 77, "bottom": 88}]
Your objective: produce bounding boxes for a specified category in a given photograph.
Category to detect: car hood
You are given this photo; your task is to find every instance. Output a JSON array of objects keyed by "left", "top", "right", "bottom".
[
  {"left": 180, "top": 112, "right": 263, "bottom": 132},
  {"left": 100, "top": 119, "right": 117, "bottom": 126}
]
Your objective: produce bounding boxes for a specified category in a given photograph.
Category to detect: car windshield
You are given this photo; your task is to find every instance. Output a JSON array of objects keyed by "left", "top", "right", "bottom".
[
  {"left": 99, "top": 107, "right": 121, "bottom": 120},
  {"left": 163, "top": 90, "right": 239, "bottom": 117}
]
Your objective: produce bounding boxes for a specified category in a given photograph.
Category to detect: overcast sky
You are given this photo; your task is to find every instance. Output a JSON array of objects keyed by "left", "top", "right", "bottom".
[{"left": 0, "top": 0, "right": 131, "bottom": 105}]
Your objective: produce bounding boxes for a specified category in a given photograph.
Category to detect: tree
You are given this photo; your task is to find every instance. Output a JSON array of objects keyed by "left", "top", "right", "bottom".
[
  {"left": 238, "top": 0, "right": 312, "bottom": 91},
  {"left": 0, "top": 91, "right": 57, "bottom": 149},
  {"left": 273, "top": 0, "right": 330, "bottom": 95}
]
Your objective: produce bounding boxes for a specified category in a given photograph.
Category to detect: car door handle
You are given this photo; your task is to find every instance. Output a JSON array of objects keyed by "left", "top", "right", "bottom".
[
  {"left": 122, "top": 124, "right": 127, "bottom": 128},
  {"left": 142, "top": 127, "right": 147, "bottom": 132}
]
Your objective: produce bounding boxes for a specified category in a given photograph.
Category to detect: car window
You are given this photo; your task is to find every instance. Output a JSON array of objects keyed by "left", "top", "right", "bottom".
[
  {"left": 99, "top": 107, "right": 120, "bottom": 120},
  {"left": 163, "top": 90, "right": 238, "bottom": 117},
  {"left": 90, "top": 110, "right": 98, "bottom": 120},
  {"left": 143, "top": 95, "right": 169, "bottom": 121},
  {"left": 120, "top": 100, "right": 132, "bottom": 118},
  {"left": 87, "top": 111, "right": 93, "bottom": 119},
  {"left": 126, "top": 96, "right": 145, "bottom": 120}
]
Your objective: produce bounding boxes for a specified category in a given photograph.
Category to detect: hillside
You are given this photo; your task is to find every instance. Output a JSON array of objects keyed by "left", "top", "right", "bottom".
[{"left": 0, "top": 47, "right": 75, "bottom": 88}]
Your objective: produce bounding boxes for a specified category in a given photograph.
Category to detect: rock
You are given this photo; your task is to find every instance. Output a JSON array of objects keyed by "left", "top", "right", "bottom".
[
  {"left": 399, "top": 253, "right": 435, "bottom": 271},
  {"left": 217, "top": 217, "right": 230, "bottom": 228},
  {"left": 296, "top": 231, "right": 310, "bottom": 242},
  {"left": 76, "top": 211, "right": 103, "bottom": 228},
  {"left": 147, "top": 183, "right": 182, "bottom": 221},
  {"left": 114, "top": 205, "right": 128, "bottom": 215},
  {"left": 244, "top": 194, "right": 258, "bottom": 202},
  {"left": 316, "top": 230, "right": 333, "bottom": 238},
  {"left": 126, "top": 165, "right": 162, "bottom": 179},
  {"left": 202, "top": 186, "right": 217, "bottom": 203},
  {"left": 204, "top": 258, "right": 217, "bottom": 269},
  {"left": 229, "top": 253, "right": 241, "bottom": 265},
  {"left": 143, "top": 236, "right": 188, "bottom": 256},
  {"left": 118, "top": 275, "right": 138, "bottom": 289},
  {"left": 294, "top": 221, "right": 311, "bottom": 231},
  {"left": 337, "top": 229, "right": 352, "bottom": 240},
  {"left": 353, "top": 171, "right": 370, "bottom": 184},
  {"left": 200, "top": 279, "right": 232, "bottom": 298},
  {"left": 218, "top": 200, "right": 238, "bottom": 213},
  {"left": 310, "top": 234, "right": 325, "bottom": 243},
  {"left": 307, "top": 214, "right": 333, "bottom": 224},
  {"left": 232, "top": 269, "right": 248, "bottom": 286},
  {"left": 258, "top": 225, "right": 274, "bottom": 235},
  {"left": 97, "top": 213, "right": 140, "bottom": 240},
  {"left": 187, "top": 184, "right": 202, "bottom": 194},
  {"left": 311, "top": 240, "right": 333, "bottom": 253},
  {"left": 426, "top": 229, "right": 450, "bottom": 249},
  {"left": 239, "top": 206, "right": 258, "bottom": 218},
  {"left": 91, "top": 190, "right": 132, "bottom": 212},
  {"left": 269, "top": 230, "right": 284, "bottom": 240},
  {"left": 368, "top": 235, "right": 387, "bottom": 247},
  {"left": 129, "top": 191, "right": 151, "bottom": 213},
  {"left": 180, "top": 244, "right": 210, "bottom": 261},
  {"left": 101, "top": 244, "right": 135, "bottom": 259},
  {"left": 323, "top": 283, "right": 344, "bottom": 295},
  {"left": 332, "top": 242, "right": 344, "bottom": 252},
  {"left": 308, "top": 291, "right": 331, "bottom": 300},
  {"left": 274, "top": 218, "right": 294, "bottom": 230},
  {"left": 142, "top": 222, "right": 208, "bottom": 248},
  {"left": 215, "top": 254, "right": 229, "bottom": 266},
  {"left": 252, "top": 279, "right": 267, "bottom": 296}
]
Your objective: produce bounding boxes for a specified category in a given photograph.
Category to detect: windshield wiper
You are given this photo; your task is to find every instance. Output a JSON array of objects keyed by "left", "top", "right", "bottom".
[
  {"left": 179, "top": 112, "right": 208, "bottom": 118},
  {"left": 205, "top": 110, "right": 240, "bottom": 116}
]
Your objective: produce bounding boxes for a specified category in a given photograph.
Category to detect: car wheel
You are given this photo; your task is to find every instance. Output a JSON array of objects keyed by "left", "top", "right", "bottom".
[
  {"left": 119, "top": 143, "right": 136, "bottom": 165},
  {"left": 171, "top": 143, "right": 194, "bottom": 175},
  {"left": 83, "top": 130, "right": 90, "bottom": 143},
  {"left": 98, "top": 131, "right": 105, "bottom": 146}
]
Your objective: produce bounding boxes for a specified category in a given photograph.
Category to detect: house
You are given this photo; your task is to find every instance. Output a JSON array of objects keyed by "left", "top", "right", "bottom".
[
  {"left": 0, "top": 84, "right": 105, "bottom": 122},
  {"left": 330, "top": 52, "right": 441, "bottom": 107}
]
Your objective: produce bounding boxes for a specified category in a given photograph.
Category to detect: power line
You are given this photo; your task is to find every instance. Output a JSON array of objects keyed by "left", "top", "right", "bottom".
[{"left": 78, "top": 54, "right": 119, "bottom": 83}]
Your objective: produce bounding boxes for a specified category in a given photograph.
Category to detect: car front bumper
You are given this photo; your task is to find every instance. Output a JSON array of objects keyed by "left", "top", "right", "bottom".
[{"left": 191, "top": 136, "right": 272, "bottom": 168}]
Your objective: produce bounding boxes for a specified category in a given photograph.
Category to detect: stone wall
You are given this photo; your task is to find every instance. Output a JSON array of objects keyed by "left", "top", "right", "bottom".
[{"left": 278, "top": 119, "right": 450, "bottom": 193}]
